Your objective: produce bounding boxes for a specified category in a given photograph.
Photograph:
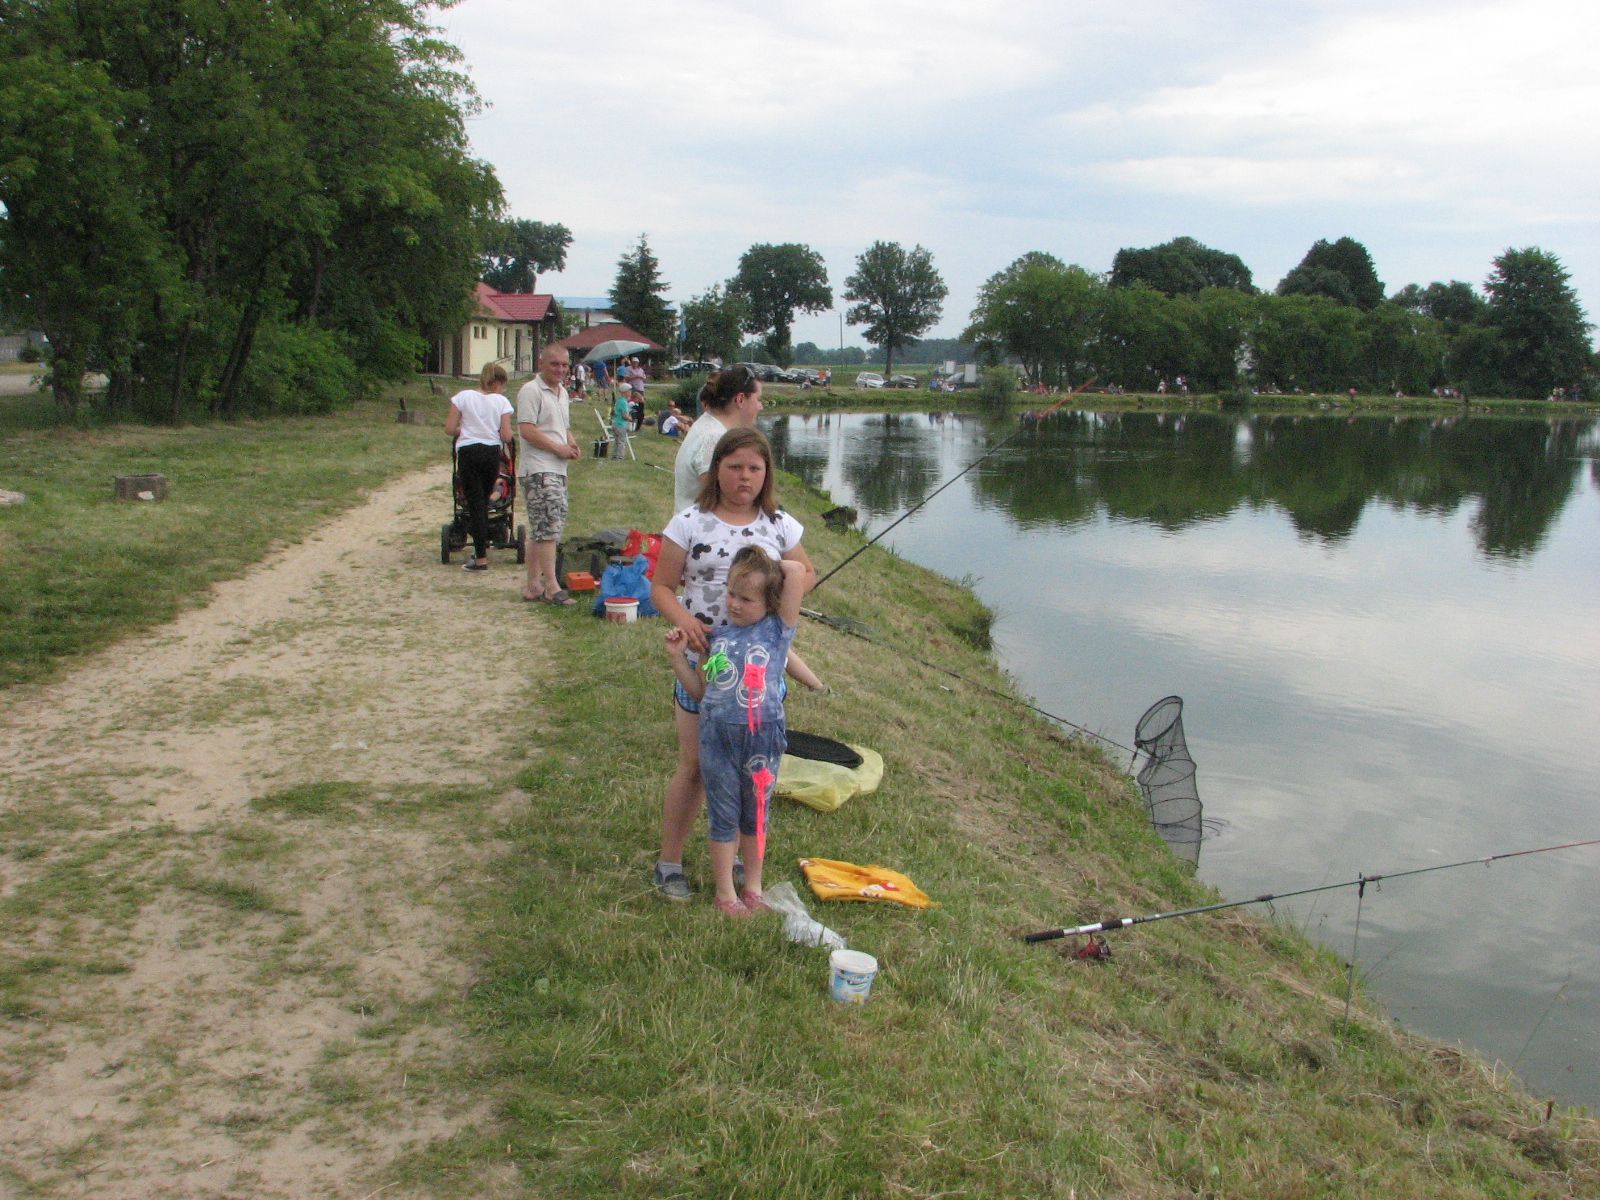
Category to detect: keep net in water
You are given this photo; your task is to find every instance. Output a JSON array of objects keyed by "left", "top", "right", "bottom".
[{"left": 1134, "top": 695, "right": 1202, "bottom": 866}]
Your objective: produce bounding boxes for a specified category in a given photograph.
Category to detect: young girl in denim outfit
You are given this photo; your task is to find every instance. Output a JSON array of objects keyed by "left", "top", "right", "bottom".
[{"left": 664, "top": 546, "right": 805, "bottom": 917}]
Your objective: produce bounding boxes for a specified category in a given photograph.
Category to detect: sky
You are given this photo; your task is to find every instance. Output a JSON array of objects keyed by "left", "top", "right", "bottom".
[{"left": 429, "top": 0, "right": 1599, "bottom": 354}]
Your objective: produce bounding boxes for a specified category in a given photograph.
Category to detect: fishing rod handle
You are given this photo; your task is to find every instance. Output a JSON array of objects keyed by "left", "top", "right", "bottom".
[{"left": 1023, "top": 918, "right": 1127, "bottom": 942}]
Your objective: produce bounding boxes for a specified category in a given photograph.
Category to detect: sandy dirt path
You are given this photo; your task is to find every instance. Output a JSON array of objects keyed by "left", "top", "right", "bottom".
[{"left": 0, "top": 467, "right": 548, "bottom": 1197}]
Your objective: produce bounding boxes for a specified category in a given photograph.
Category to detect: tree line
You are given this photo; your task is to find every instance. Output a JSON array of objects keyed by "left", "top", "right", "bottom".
[
  {"left": 626, "top": 237, "right": 948, "bottom": 379},
  {"left": 1, "top": 0, "right": 500, "bottom": 420},
  {"left": 651, "top": 229, "right": 1593, "bottom": 400},
  {"left": 965, "top": 237, "right": 1594, "bottom": 400}
]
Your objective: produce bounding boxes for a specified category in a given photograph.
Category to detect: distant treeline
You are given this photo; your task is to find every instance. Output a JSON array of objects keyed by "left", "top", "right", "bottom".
[
  {"left": 956, "top": 239, "right": 1594, "bottom": 400},
  {"left": 766, "top": 237, "right": 1593, "bottom": 398},
  {"left": 779, "top": 338, "right": 976, "bottom": 368}
]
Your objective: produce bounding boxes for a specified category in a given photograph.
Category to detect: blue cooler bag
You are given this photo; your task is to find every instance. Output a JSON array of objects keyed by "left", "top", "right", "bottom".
[{"left": 592, "top": 557, "right": 658, "bottom": 618}]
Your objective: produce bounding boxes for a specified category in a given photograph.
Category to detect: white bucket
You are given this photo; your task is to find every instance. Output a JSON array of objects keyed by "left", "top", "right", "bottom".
[
  {"left": 604, "top": 596, "right": 639, "bottom": 624},
  {"left": 829, "top": 949, "right": 878, "bottom": 1004}
]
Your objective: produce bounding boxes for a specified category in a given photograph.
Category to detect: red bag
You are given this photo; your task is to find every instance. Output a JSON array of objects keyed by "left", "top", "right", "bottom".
[{"left": 621, "top": 529, "right": 662, "bottom": 578}]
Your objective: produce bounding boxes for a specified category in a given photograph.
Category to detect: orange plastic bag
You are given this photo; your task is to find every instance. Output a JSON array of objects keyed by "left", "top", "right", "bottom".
[{"left": 798, "top": 858, "right": 936, "bottom": 908}]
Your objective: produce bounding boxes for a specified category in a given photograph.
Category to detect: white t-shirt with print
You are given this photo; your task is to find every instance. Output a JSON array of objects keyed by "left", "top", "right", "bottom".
[{"left": 662, "top": 505, "right": 804, "bottom": 629}]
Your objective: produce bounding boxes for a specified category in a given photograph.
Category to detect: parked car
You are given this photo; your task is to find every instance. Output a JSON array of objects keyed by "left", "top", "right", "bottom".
[
  {"left": 885, "top": 374, "right": 918, "bottom": 389},
  {"left": 792, "top": 368, "right": 824, "bottom": 387},
  {"left": 855, "top": 372, "right": 885, "bottom": 389},
  {"left": 733, "top": 361, "right": 786, "bottom": 383},
  {"left": 669, "top": 360, "right": 717, "bottom": 377}
]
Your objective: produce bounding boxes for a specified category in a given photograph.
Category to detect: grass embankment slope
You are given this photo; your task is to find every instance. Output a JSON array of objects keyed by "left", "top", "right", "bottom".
[{"left": 1, "top": 385, "right": 1595, "bottom": 1198}]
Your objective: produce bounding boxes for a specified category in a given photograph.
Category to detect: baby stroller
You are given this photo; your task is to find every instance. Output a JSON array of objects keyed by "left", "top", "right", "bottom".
[{"left": 440, "top": 438, "right": 525, "bottom": 564}]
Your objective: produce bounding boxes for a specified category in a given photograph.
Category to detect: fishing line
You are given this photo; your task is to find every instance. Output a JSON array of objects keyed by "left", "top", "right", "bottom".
[
  {"left": 1022, "top": 838, "right": 1600, "bottom": 943},
  {"left": 800, "top": 604, "right": 1144, "bottom": 762},
  {"left": 801, "top": 377, "right": 1144, "bottom": 759},
  {"left": 811, "top": 378, "right": 1096, "bottom": 592}
]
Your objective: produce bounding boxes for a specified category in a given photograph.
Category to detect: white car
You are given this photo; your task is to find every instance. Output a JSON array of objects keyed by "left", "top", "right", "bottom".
[{"left": 855, "top": 372, "right": 885, "bottom": 389}]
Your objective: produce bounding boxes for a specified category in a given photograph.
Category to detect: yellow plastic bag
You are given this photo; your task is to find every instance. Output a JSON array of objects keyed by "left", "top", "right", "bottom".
[
  {"left": 776, "top": 745, "right": 883, "bottom": 813},
  {"left": 799, "top": 857, "right": 936, "bottom": 908}
]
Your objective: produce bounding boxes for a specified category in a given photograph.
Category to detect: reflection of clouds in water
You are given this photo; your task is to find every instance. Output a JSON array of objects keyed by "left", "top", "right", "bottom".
[{"left": 1012, "top": 501, "right": 1600, "bottom": 792}]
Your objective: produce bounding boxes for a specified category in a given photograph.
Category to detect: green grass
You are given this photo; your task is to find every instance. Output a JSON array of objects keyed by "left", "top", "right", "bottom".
[
  {"left": 4, "top": 384, "right": 1597, "bottom": 1198},
  {"left": 396, "top": 430, "right": 1596, "bottom": 1198},
  {"left": 0, "top": 380, "right": 456, "bottom": 688}
]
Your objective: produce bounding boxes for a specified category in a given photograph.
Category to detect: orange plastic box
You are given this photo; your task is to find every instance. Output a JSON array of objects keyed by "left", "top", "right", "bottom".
[{"left": 565, "top": 570, "right": 598, "bottom": 592}]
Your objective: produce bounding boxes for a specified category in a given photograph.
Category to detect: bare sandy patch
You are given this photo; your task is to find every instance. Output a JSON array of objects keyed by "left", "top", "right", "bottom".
[{"left": 0, "top": 467, "right": 551, "bottom": 1197}]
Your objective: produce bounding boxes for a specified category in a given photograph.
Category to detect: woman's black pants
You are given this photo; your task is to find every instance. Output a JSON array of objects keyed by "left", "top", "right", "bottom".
[{"left": 457, "top": 442, "right": 502, "bottom": 560}]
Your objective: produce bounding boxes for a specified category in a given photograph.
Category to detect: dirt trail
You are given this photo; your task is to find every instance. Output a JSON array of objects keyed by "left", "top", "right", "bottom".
[{"left": 0, "top": 467, "right": 548, "bottom": 1197}]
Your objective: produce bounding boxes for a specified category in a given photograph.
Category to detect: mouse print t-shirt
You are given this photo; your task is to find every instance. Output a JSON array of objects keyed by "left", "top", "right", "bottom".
[{"left": 662, "top": 506, "right": 804, "bottom": 629}]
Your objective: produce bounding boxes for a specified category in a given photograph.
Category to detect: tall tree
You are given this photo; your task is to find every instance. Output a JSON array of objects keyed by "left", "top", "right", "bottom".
[
  {"left": 1249, "top": 293, "right": 1363, "bottom": 391},
  {"left": 843, "top": 241, "right": 947, "bottom": 379},
  {"left": 962, "top": 252, "right": 1103, "bottom": 387},
  {"left": 1361, "top": 302, "right": 1444, "bottom": 394},
  {"left": 1483, "top": 247, "right": 1591, "bottom": 397},
  {"left": 481, "top": 218, "right": 571, "bottom": 293},
  {"left": 0, "top": 0, "right": 501, "bottom": 421},
  {"left": 609, "top": 233, "right": 673, "bottom": 345},
  {"left": 729, "top": 243, "right": 831, "bottom": 367},
  {"left": 1391, "top": 280, "right": 1488, "bottom": 332},
  {"left": 1278, "top": 237, "right": 1384, "bottom": 309},
  {"left": 679, "top": 283, "right": 748, "bottom": 363},
  {"left": 1109, "top": 236, "right": 1254, "bottom": 296}
]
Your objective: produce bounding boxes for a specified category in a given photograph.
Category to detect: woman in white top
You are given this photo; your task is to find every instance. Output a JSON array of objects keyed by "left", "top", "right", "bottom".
[{"left": 444, "top": 362, "right": 514, "bottom": 572}]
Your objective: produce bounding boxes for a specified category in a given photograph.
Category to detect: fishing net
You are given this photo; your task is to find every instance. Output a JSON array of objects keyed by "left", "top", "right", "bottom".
[{"left": 1134, "top": 695, "right": 1202, "bottom": 866}]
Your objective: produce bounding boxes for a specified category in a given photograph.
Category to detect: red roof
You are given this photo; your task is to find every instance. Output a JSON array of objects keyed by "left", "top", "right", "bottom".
[
  {"left": 556, "top": 321, "right": 665, "bottom": 353},
  {"left": 475, "top": 282, "right": 556, "bottom": 323}
]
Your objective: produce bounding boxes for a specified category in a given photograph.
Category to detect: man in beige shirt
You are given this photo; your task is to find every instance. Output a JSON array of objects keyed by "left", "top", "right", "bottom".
[{"left": 516, "top": 344, "right": 582, "bottom": 604}]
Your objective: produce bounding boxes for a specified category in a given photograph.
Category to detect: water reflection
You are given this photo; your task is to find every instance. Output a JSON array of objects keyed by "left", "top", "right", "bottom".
[
  {"left": 957, "top": 411, "right": 1590, "bottom": 557},
  {"left": 768, "top": 407, "right": 1600, "bottom": 1108}
]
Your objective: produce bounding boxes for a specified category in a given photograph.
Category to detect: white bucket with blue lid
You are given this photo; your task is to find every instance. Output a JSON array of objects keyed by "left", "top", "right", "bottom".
[{"left": 828, "top": 949, "right": 878, "bottom": 1004}]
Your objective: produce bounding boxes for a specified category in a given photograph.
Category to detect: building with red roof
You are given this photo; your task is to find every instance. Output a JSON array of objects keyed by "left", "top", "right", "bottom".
[{"left": 427, "top": 283, "right": 564, "bottom": 377}]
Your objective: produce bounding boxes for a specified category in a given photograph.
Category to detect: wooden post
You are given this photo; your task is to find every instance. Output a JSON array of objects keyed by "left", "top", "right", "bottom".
[
  {"left": 396, "top": 411, "right": 425, "bottom": 424},
  {"left": 113, "top": 473, "right": 167, "bottom": 501}
]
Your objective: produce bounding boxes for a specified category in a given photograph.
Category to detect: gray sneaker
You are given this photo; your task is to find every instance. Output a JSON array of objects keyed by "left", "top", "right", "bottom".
[{"left": 653, "top": 864, "right": 691, "bottom": 902}]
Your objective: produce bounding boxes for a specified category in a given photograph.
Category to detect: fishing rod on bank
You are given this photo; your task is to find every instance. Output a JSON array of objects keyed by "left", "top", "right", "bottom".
[
  {"left": 810, "top": 377, "right": 1097, "bottom": 592},
  {"left": 1021, "top": 837, "right": 1600, "bottom": 945}
]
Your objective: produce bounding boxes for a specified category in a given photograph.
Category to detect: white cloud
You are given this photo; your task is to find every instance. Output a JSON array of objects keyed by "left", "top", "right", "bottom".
[
  {"left": 427, "top": 0, "right": 1600, "bottom": 344},
  {"left": 1064, "top": 1, "right": 1600, "bottom": 216},
  {"left": 1089, "top": 154, "right": 1426, "bottom": 205}
]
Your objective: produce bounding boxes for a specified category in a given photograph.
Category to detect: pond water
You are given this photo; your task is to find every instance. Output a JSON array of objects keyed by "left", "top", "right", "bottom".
[{"left": 768, "top": 408, "right": 1600, "bottom": 1109}]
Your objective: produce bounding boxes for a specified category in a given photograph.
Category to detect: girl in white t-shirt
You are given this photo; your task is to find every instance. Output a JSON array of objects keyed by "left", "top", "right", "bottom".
[{"left": 444, "top": 363, "right": 514, "bottom": 571}]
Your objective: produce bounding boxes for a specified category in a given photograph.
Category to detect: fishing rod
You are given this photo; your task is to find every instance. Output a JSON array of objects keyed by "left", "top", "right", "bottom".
[
  {"left": 1022, "top": 837, "right": 1600, "bottom": 943},
  {"left": 811, "top": 377, "right": 1097, "bottom": 591}
]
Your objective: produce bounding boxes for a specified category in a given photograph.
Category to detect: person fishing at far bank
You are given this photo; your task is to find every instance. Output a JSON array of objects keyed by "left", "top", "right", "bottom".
[{"left": 664, "top": 546, "right": 806, "bottom": 917}]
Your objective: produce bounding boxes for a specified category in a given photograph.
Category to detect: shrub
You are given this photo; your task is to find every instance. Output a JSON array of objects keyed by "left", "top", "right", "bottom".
[
  {"left": 674, "top": 377, "right": 707, "bottom": 414},
  {"left": 239, "top": 321, "right": 359, "bottom": 415},
  {"left": 977, "top": 364, "right": 1018, "bottom": 412},
  {"left": 18, "top": 344, "right": 39, "bottom": 363}
]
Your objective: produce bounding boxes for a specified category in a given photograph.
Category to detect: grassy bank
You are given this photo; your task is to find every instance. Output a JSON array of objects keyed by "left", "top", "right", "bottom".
[
  {"left": 404, "top": 430, "right": 1595, "bottom": 1198},
  {"left": 0, "top": 380, "right": 459, "bottom": 687},
  {"left": 4, "top": 396, "right": 1597, "bottom": 1197}
]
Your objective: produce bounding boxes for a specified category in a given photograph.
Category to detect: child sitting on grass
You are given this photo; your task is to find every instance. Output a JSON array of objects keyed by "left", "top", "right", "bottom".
[{"left": 664, "top": 546, "right": 806, "bottom": 917}]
